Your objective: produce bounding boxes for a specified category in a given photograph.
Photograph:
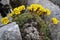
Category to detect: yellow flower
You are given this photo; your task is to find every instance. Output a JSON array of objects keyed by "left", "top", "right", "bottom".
[
  {"left": 18, "top": 5, "right": 25, "bottom": 11},
  {"left": 9, "top": 11, "right": 14, "bottom": 17},
  {"left": 1, "top": 17, "right": 9, "bottom": 24},
  {"left": 30, "top": 4, "right": 42, "bottom": 11},
  {"left": 30, "top": 4, "right": 41, "bottom": 7},
  {"left": 29, "top": 4, "right": 45, "bottom": 12},
  {"left": 27, "top": 4, "right": 39, "bottom": 11},
  {"left": 52, "top": 18, "right": 59, "bottom": 24},
  {"left": 33, "top": 7, "right": 38, "bottom": 11},
  {"left": 27, "top": 6, "right": 32, "bottom": 11},
  {"left": 27, "top": 4, "right": 51, "bottom": 16},
  {"left": 45, "top": 8, "right": 51, "bottom": 16},
  {"left": 13, "top": 8, "right": 20, "bottom": 15}
]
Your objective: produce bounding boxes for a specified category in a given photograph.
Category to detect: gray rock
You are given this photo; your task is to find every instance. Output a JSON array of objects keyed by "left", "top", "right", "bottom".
[
  {"left": 50, "top": 0, "right": 60, "bottom": 6},
  {"left": 0, "top": 22, "right": 22, "bottom": 40},
  {"left": 57, "top": 32, "right": 60, "bottom": 40},
  {"left": 0, "top": 0, "right": 10, "bottom": 5},
  {"left": 22, "top": 22, "right": 40, "bottom": 40},
  {"left": 24, "top": 27, "right": 40, "bottom": 40}
]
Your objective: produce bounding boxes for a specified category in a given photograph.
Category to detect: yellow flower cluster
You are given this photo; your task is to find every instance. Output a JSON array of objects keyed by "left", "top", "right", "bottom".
[
  {"left": 27, "top": 4, "right": 44, "bottom": 11},
  {"left": 45, "top": 8, "right": 51, "bottom": 16},
  {"left": 27, "top": 4, "right": 51, "bottom": 16},
  {"left": 9, "top": 11, "right": 14, "bottom": 17},
  {"left": 9, "top": 5, "right": 25, "bottom": 17},
  {"left": 13, "top": 8, "right": 20, "bottom": 15},
  {"left": 52, "top": 18, "right": 59, "bottom": 24},
  {"left": 1, "top": 4, "right": 59, "bottom": 25},
  {"left": 1, "top": 17, "right": 9, "bottom": 24},
  {"left": 2, "top": 5, "right": 25, "bottom": 25},
  {"left": 18, "top": 5, "right": 25, "bottom": 11}
]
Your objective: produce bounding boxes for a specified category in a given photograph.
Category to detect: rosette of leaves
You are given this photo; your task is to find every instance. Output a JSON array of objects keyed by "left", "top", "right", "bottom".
[{"left": 12, "top": 13, "right": 51, "bottom": 40}]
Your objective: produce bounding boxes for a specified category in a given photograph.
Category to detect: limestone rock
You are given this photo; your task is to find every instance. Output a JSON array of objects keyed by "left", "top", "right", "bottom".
[
  {"left": 0, "top": 0, "right": 10, "bottom": 5},
  {"left": 50, "top": 0, "right": 60, "bottom": 6},
  {"left": 24, "top": 27, "right": 40, "bottom": 40},
  {"left": 21, "top": 22, "right": 40, "bottom": 40},
  {"left": 0, "top": 22, "right": 22, "bottom": 40}
]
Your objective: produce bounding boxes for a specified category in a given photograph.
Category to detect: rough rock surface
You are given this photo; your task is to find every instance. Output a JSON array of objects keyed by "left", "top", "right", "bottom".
[
  {"left": 0, "top": 22, "right": 22, "bottom": 40},
  {"left": 21, "top": 22, "right": 40, "bottom": 40},
  {"left": 23, "top": 27, "right": 40, "bottom": 40},
  {"left": 27, "top": 0, "right": 60, "bottom": 40},
  {"left": 50, "top": 0, "right": 60, "bottom": 6},
  {"left": 0, "top": 0, "right": 10, "bottom": 5}
]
